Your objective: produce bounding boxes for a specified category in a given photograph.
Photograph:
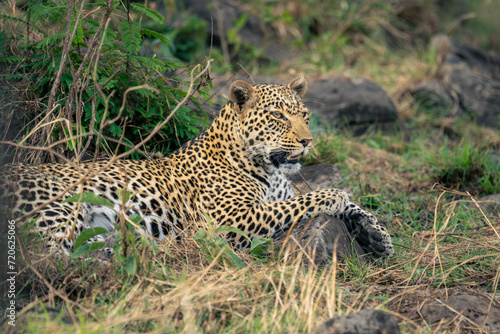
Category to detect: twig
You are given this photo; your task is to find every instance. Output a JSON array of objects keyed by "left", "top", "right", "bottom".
[
  {"left": 238, "top": 63, "right": 255, "bottom": 84},
  {"left": 114, "top": 60, "right": 213, "bottom": 160},
  {"left": 16, "top": 229, "right": 79, "bottom": 323},
  {"left": 46, "top": 0, "right": 84, "bottom": 113},
  {"left": 10, "top": 60, "right": 213, "bottom": 223}
]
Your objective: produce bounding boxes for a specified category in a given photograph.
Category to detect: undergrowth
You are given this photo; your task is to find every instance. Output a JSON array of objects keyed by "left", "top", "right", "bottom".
[{"left": 0, "top": 0, "right": 210, "bottom": 164}]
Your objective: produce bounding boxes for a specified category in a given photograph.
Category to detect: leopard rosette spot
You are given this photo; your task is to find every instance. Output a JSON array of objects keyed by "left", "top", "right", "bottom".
[{"left": 0, "top": 76, "right": 393, "bottom": 258}]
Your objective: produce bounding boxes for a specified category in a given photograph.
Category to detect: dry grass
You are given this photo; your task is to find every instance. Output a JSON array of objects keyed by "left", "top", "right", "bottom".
[
  {"left": 3, "top": 69, "right": 499, "bottom": 334},
  {"left": 4, "top": 179, "right": 499, "bottom": 333}
]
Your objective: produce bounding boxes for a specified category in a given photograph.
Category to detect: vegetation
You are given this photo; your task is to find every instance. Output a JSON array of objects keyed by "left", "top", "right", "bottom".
[
  {"left": 1, "top": 0, "right": 499, "bottom": 333},
  {"left": 0, "top": 0, "right": 210, "bottom": 164}
]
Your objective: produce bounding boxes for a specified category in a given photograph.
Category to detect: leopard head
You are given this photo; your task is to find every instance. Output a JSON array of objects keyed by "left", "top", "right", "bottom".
[{"left": 229, "top": 77, "right": 312, "bottom": 173}]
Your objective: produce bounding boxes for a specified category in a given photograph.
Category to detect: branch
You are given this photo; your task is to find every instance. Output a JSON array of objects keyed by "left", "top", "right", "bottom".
[
  {"left": 10, "top": 59, "right": 213, "bottom": 222},
  {"left": 46, "top": 0, "right": 85, "bottom": 112},
  {"left": 115, "top": 59, "right": 213, "bottom": 160}
]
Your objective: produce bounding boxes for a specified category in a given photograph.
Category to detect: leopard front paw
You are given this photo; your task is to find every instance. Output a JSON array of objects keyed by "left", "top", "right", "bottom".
[
  {"left": 354, "top": 217, "right": 394, "bottom": 257},
  {"left": 338, "top": 205, "right": 394, "bottom": 257}
]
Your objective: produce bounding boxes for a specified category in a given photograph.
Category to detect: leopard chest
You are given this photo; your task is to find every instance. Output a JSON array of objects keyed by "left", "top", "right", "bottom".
[{"left": 262, "top": 172, "right": 294, "bottom": 202}]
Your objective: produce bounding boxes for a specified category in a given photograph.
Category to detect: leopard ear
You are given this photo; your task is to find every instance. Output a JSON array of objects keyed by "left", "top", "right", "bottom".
[
  {"left": 288, "top": 76, "right": 307, "bottom": 97},
  {"left": 230, "top": 80, "right": 255, "bottom": 112}
]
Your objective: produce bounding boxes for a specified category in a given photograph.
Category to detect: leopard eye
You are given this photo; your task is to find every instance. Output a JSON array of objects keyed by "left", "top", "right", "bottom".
[{"left": 270, "top": 110, "right": 287, "bottom": 120}]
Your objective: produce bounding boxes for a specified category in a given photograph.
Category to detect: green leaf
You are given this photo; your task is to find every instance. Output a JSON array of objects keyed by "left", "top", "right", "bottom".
[
  {"left": 0, "top": 31, "right": 5, "bottom": 57},
  {"left": 140, "top": 28, "right": 170, "bottom": 46},
  {"left": 234, "top": 13, "right": 248, "bottom": 30},
  {"left": 130, "top": 3, "right": 164, "bottom": 23},
  {"left": 62, "top": 192, "right": 114, "bottom": 209},
  {"left": 118, "top": 188, "right": 133, "bottom": 203},
  {"left": 71, "top": 11, "right": 84, "bottom": 45},
  {"left": 57, "top": 259, "right": 65, "bottom": 273},
  {"left": 125, "top": 214, "right": 142, "bottom": 234},
  {"left": 224, "top": 247, "right": 246, "bottom": 268},
  {"left": 110, "top": 123, "right": 122, "bottom": 137},
  {"left": 215, "top": 225, "right": 251, "bottom": 241},
  {"left": 125, "top": 255, "right": 137, "bottom": 275},
  {"left": 62, "top": 126, "right": 76, "bottom": 151},
  {"left": 250, "top": 238, "right": 272, "bottom": 256},
  {"left": 70, "top": 241, "right": 106, "bottom": 259},
  {"left": 194, "top": 228, "right": 208, "bottom": 240},
  {"left": 74, "top": 227, "right": 109, "bottom": 250},
  {"left": 119, "top": 20, "right": 141, "bottom": 54},
  {"left": 129, "top": 214, "right": 142, "bottom": 224},
  {"left": 130, "top": 55, "right": 166, "bottom": 71}
]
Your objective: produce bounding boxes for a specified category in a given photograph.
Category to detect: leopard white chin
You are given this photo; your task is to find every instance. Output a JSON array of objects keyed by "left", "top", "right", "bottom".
[{"left": 280, "top": 161, "right": 302, "bottom": 174}]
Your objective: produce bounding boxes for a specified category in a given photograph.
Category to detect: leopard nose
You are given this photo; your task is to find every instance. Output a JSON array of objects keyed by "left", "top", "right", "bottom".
[{"left": 299, "top": 138, "right": 312, "bottom": 147}]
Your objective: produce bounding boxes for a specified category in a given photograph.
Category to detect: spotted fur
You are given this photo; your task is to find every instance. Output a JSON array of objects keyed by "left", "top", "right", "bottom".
[{"left": 0, "top": 77, "right": 393, "bottom": 257}]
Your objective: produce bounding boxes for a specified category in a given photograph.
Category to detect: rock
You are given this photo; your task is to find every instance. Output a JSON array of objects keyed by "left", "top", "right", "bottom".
[
  {"left": 210, "top": 75, "right": 398, "bottom": 134},
  {"left": 288, "top": 164, "right": 352, "bottom": 197},
  {"left": 179, "top": 0, "right": 291, "bottom": 64},
  {"left": 312, "top": 309, "right": 401, "bottom": 334},
  {"left": 489, "top": 151, "right": 500, "bottom": 169},
  {"left": 413, "top": 37, "right": 500, "bottom": 128},
  {"left": 446, "top": 39, "right": 500, "bottom": 78},
  {"left": 276, "top": 164, "right": 363, "bottom": 264},
  {"left": 472, "top": 194, "right": 500, "bottom": 214},
  {"left": 274, "top": 213, "right": 367, "bottom": 265},
  {"left": 421, "top": 294, "right": 500, "bottom": 333},
  {"left": 412, "top": 79, "right": 455, "bottom": 111},
  {"left": 446, "top": 67, "right": 500, "bottom": 127},
  {"left": 304, "top": 77, "right": 399, "bottom": 135}
]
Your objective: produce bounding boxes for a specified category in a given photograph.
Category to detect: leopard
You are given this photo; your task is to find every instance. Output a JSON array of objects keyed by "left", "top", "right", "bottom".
[{"left": 0, "top": 77, "right": 394, "bottom": 258}]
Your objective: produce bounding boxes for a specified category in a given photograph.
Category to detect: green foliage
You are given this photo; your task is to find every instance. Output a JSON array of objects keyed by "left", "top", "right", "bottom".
[
  {"left": 194, "top": 224, "right": 247, "bottom": 269},
  {"left": 302, "top": 131, "right": 349, "bottom": 165},
  {"left": 63, "top": 190, "right": 158, "bottom": 277},
  {"left": 194, "top": 214, "right": 274, "bottom": 268},
  {"left": 1, "top": 0, "right": 210, "bottom": 161},
  {"left": 119, "top": 20, "right": 142, "bottom": 54},
  {"left": 155, "top": 14, "right": 207, "bottom": 63},
  {"left": 71, "top": 240, "right": 106, "bottom": 259},
  {"left": 432, "top": 139, "right": 500, "bottom": 194},
  {"left": 247, "top": 0, "right": 391, "bottom": 71},
  {"left": 63, "top": 192, "right": 114, "bottom": 209},
  {"left": 130, "top": 2, "right": 164, "bottom": 24},
  {"left": 73, "top": 227, "right": 109, "bottom": 251}
]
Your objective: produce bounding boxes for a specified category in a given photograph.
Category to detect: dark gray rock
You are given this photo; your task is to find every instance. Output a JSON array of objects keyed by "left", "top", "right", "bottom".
[
  {"left": 413, "top": 37, "right": 500, "bottom": 128},
  {"left": 421, "top": 294, "right": 500, "bottom": 333},
  {"left": 288, "top": 164, "right": 352, "bottom": 197},
  {"left": 304, "top": 77, "right": 399, "bottom": 135},
  {"left": 274, "top": 213, "right": 367, "bottom": 265},
  {"left": 275, "top": 164, "right": 365, "bottom": 264},
  {"left": 446, "top": 39, "right": 500, "bottom": 78},
  {"left": 446, "top": 68, "right": 500, "bottom": 127},
  {"left": 413, "top": 79, "right": 455, "bottom": 111},
  {"left": 179, "top": 0, "right": 291, "bottom": 63},
  {"left": 474, "top": 194, "right": 500, "bottom": 214},
  {"left": 312, "top": 309, "right": 401, "bottom": 334}
]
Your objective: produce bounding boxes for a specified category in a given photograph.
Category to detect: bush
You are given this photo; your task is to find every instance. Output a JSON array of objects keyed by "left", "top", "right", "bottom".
[{"left": 0, "top": 0, "right": 210, "bottom": 164}]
